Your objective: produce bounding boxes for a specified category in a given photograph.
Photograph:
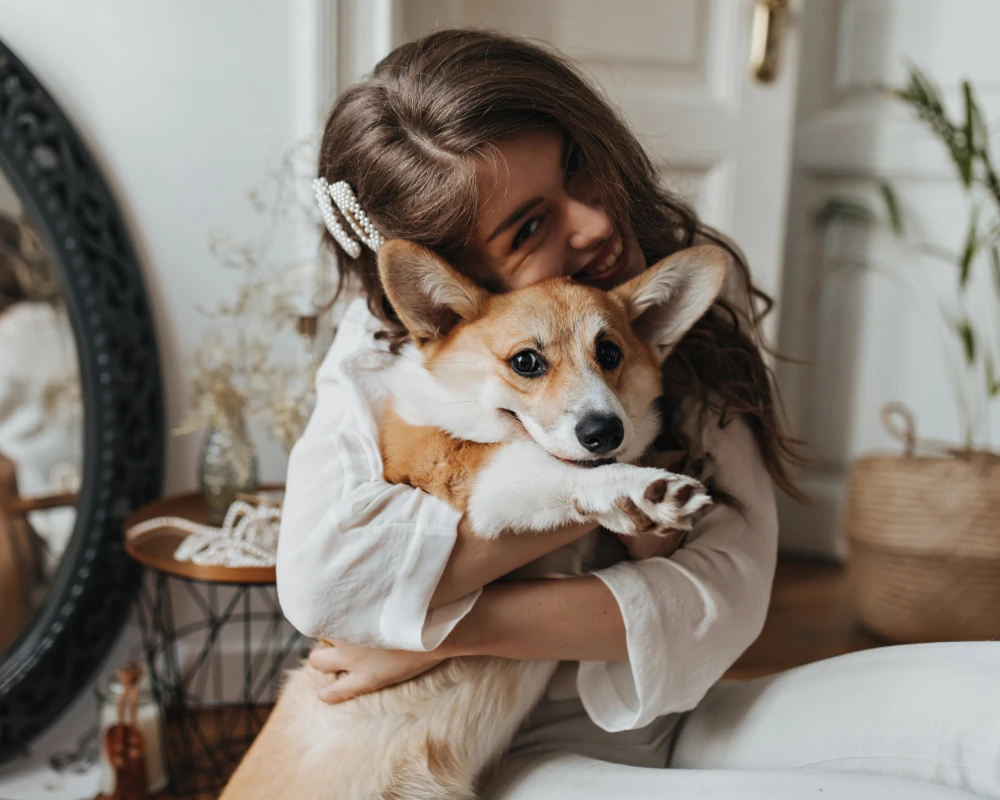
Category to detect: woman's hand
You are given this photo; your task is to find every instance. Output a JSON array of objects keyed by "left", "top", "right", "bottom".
[
  {"left": 616, "top": 527, "right": 688, "bottom": 560},
  {"left": 308, "top": 639, "right": 444, "bottom": 704}
]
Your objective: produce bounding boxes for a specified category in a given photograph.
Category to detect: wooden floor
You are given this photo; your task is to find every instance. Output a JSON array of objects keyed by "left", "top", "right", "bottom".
[{"left": 726, "top": 555, "right": 884, "bottom": 680}]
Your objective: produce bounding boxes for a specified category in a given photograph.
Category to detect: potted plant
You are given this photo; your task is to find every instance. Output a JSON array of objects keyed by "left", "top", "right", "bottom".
[{"left": 817, "top": 66, "right": 1000, "bottom": 642}]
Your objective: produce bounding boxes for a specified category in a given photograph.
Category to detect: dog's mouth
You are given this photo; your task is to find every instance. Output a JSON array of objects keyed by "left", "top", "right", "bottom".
[
  {"left": 560, "top": 456, "right": 617, "bottom": 469},
  {"left": 500, "top": 410, "right": 618, "bottom": 469}
]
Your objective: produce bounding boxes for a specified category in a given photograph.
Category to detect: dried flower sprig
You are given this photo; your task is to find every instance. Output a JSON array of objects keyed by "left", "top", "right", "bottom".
[{"left": 176, "top": 140, "right": 339, "bottom": 453}]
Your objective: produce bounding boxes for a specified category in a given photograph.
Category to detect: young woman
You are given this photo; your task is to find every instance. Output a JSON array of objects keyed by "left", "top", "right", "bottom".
[{"left": 276, "top": 29, "right": 1000, "bottom": 799}]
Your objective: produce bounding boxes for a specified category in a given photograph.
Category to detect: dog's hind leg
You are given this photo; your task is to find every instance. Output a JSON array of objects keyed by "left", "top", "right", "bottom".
[
  {"left": 224, "top": 656, "right": 557, "bottom": 800},
  {"left": 375, "top": 657, "right": 558, "bottom": 800}
]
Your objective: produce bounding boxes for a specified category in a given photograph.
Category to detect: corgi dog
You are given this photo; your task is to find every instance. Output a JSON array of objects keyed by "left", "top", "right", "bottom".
[{"left": 221, "top": 240, "right": 728, "bottom": 800}]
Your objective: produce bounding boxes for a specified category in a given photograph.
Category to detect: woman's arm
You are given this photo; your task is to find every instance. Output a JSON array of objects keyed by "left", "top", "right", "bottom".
[
  {"left": 310, "top": 575, "right": 625, "bottom": 703},
  {"left": 428, "top": 518, "right": 595, "bottom": 609},
  {"left": 440, "top": 576, "right": 627, "bottom": 660},
  {"left": 312, "top": 413, "right": 777, "bottom": 730},
  {"left": 577, "top": 413, "right": 778, "bottom": 731}
]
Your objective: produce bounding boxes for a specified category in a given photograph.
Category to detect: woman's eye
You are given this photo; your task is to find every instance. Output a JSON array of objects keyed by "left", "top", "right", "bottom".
[
  {"left": 565, "top": 146, "right": 585, "bottom": 178},
  {"left": 596, "top": 340, "right": 622, "bottom": 370},
  {"left": 511, "top": 216, "right": 542, "bottom": 251},
  {"left": 509, "top": 349, "right": 546, "bottom": 377}
]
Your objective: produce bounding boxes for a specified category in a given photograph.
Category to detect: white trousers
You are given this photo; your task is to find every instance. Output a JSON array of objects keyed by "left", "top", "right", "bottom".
[{"left": 485, "top": 643, "right": 1000, "bottom": 799}]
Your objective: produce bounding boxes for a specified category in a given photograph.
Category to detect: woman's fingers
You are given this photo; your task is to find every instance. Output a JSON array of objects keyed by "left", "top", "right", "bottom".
[
  {"left": 309, "top": 646, "right": 363, "bottom": 703},
  {"left": 305, "top": 639, "right": 444, "bottom": 704},
  {"left": 308, "top": 644, "right": 345, "bottom": 673},
  {"left": 317, "top": 672, "right": 368, "bottom": 704}
]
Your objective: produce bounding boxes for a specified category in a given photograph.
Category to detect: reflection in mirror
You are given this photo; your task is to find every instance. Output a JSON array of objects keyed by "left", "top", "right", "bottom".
[{"left": 0, "top": 166, "right": 82, "bottom": 657}]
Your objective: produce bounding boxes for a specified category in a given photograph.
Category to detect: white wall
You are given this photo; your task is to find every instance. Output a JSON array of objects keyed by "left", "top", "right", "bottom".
[
  {"left": 2, "top": 0, "right": 341, "bottom": 491},
  {"left": 776, "top": 0, "right": 1000, "bottom": 556}
]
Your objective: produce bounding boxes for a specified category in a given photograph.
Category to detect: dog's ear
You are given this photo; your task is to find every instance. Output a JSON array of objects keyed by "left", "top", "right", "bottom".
[
  {"left": 377, "top": 239, "right": 489, "bottom": 346},
  {"left": 611, "top": 245, "right": 728, "bottom": 361}
]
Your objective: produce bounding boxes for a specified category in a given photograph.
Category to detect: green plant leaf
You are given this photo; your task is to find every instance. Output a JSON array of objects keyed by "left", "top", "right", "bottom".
[
  {"left": 992, "top": 245, "right": 1000, "bottom": 294},
  {"left": 914, "top": 242, "right": 958, "bottom": 263},
  {"left": 960, "top": 210, "right": 979, "bottom": 288},
  {"left": 814, "top": 197, "right": 876, "bottom": 228},
  {"left": 958, "top": 319, "right": 976, "bottom": 363},
  {"left": 968, "top": 81, "right": 991, "bottom": 155},
  {"left": 901, "top": 66, "right": 970, "bottom": 189},
  {"left": 898, "top": 67, "right": 940, "bottom": 115},
  {"left": 879, "top": 181, "right": 904, "bottom": 235},
  {"left": 988, "top": 357, "right": 1000, "bottom": 398},
  {"left": 961, "top": 80, "right": 976, "bottom": 187}
]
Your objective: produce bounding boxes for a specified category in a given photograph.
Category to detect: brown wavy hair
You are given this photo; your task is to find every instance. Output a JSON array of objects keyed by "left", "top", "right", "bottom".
[{"left": 317, "top": 28, "right": 802, "bottom": 499}]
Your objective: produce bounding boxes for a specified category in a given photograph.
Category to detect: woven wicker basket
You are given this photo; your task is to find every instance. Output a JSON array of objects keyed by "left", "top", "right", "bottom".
[{"left": 845, "top": 451, "right": 1000, "bottom": 643}]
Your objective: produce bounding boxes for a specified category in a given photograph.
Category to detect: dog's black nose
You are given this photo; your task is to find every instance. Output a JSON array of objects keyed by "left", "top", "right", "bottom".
[{"left": 575, "top": 414, "right": 624, "bottom": 454}]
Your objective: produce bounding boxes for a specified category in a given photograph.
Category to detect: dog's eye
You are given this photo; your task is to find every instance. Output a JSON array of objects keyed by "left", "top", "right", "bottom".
[
  {"left": 510, "top": 350, "right": 546, "bottom": 377},
  {"left": 596, "top": 341, "right": 622, "bottom": 370}
]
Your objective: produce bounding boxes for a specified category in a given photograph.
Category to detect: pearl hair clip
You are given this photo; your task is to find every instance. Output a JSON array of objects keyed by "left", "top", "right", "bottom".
[{"left": 313, "top": 177, "right": 385, "bottom": 258}]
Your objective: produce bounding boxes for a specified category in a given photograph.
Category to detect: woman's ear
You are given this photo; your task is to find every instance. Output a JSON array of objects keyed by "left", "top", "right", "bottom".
[
  {"left": 611, "top": 245, "right": 729, "bottom": 361},
  {"left": 377, "top": 240, "right": 489, "bottom": 346}
]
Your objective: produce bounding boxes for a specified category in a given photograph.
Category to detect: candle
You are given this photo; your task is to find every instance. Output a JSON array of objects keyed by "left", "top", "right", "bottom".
[{"left": 97, "top": 668, "right": 168, "bottom": 794}]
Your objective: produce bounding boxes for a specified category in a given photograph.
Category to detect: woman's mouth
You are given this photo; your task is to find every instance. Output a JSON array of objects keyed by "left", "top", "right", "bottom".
[{"left": 577, "top": 234, "right": 627, "bottom": 285}]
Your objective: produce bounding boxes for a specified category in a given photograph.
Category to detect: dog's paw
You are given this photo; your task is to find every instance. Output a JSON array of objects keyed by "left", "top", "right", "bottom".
[{"left": 576, "top": 465, "right": 711, "bottom": 536}]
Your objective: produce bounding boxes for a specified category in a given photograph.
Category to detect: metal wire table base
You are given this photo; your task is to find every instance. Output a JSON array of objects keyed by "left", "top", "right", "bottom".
[{"left": 135, "top": 572, "right": 306, "bottom": 799}]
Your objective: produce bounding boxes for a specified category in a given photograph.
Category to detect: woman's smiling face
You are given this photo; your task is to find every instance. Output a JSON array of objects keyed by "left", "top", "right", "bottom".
[{"left": 461, "top": 126, "right": 646, "bottom": 293}]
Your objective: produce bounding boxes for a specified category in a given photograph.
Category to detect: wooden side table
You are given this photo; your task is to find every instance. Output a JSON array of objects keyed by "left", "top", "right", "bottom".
[{"left": 125, "top": 490, "right": 306, "bottom": 800}]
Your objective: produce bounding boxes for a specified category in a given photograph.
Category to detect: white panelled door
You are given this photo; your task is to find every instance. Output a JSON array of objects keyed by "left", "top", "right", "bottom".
[
  {"left": 775, "top": 0, "right": 1000, "bottom": 557},
  {"left": 396, "top": 0, "right": 802, "bottom": 335}
]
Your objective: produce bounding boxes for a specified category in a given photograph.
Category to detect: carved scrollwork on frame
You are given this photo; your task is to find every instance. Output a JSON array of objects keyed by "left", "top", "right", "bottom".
[{"left": 0, "top": 38, "right": 163, "bottom": 760}]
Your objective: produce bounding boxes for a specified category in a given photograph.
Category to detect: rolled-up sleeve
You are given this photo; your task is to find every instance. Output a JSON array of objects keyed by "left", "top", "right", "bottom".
[
  {"left": 579, "top": 414, "right": 779, "bottom": 731},
  {"left": 276, "top": 300, "right": 477, "bottom": 650}
]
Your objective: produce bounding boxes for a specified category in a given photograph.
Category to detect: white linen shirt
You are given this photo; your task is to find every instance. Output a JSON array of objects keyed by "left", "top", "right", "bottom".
[{"left": 277, "top": 297, "right": 779, "bottom": 733}]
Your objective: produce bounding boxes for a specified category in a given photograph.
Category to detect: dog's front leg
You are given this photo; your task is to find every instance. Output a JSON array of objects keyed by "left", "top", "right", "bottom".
[{"left": 466, "top": 441, "right": 711, "bottom": 540}]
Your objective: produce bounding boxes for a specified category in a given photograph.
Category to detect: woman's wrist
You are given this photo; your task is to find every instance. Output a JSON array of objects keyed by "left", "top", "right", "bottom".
[
  {"left": 429, "top": 517, "right": 595, "bottom": 609},
  {"left": 435, "top": 581, "right": 511, "bottom": 658},
  {"left": 437, "top": 576, "right": 628, "bottom": 662}
]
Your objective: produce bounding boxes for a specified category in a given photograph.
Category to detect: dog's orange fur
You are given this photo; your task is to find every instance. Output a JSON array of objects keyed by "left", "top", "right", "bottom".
[{"left": 380, "top": 407, "right": 496, "bottom": 510}]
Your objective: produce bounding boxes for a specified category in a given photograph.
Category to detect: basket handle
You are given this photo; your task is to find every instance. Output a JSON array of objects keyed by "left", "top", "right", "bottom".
[
  {"left": 880, "top": 402, "right": 917, "bottom": 457},
  {"left": 879, "top": 402, "right": 979, "bottom": 458}
]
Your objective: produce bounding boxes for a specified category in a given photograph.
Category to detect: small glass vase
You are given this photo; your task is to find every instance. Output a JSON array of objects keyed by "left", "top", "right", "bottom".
[{"left": 197, "top": 408, "right": 258, "bottom": 525}]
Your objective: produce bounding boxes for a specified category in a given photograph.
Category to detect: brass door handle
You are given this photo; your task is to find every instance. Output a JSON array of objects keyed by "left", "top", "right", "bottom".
[{"left": 751, "top": 0, "right": 789, "bottom": 84}]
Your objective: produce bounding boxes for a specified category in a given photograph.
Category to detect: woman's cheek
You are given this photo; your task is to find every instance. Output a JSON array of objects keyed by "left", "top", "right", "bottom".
[{"left": 505, "top": 254, "right": 561, "bottom": 290}]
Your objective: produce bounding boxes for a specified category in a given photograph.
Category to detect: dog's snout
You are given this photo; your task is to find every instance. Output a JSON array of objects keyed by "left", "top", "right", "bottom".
[{"left": 575, "top": 414, "right": 624, "bottom": 454}]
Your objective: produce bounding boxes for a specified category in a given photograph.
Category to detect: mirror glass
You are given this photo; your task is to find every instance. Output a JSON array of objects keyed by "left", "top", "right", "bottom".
[{"left": 0, "top": 166, "right": 83, "bottom": 657}]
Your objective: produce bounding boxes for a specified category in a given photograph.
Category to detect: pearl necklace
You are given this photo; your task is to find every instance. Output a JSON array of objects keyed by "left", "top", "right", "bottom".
[{"left": 126, "top": 501, "right": 281, "bottom": 569}]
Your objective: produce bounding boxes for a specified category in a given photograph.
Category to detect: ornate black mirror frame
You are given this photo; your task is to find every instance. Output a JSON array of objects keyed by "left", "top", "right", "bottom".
[{"left": 0, "top": 38, "right": 163, "bottom": 761}]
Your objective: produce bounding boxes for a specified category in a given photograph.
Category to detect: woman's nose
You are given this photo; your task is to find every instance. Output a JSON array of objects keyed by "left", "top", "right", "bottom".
[{"left": 565, "top": 196, "right": 614, "bottom": 252}]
